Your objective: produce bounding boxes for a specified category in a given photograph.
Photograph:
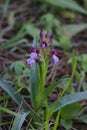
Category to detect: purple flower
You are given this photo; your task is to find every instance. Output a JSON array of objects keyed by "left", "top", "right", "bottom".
[
  {"left": 40, "top": 30, "right": 53, "bottom": 48},
  {"left": 52, "top": 55, "right": 59, "bottom": 64},
  {"left": 27, "top": 58, "right": 36, "bottom": 65},
  {"left": 30, "top": 52, "right": 38, "bottom": 59},
  {"left": 50, "top": 49, "right": 60, "bottom": 64},
  {"left": 27, "top": 47, "right": 41, "bottom": 65},
  {"left": 41, "top": 42, "right": 47, "bottom": 48},
  {"left": 29, "top": 46, "right": 39, "bottom": 54}
]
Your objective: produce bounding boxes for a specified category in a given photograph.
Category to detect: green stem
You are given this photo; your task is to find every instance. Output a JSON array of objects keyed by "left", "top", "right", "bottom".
[
  {"left": 53, "top": 109, "right": 61, "bottom": 130},
  {"left": 38, "top": 58, "right": 49, "bottom": 92}
]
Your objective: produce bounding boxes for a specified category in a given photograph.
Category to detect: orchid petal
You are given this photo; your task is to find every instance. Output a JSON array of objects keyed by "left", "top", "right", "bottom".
[{"left": 52, "top": 55, "right": 59, "bottom": 64}]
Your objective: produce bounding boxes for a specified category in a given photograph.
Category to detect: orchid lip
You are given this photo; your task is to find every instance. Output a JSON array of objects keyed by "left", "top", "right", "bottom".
[
  {"left": 27, "top": 58, "right": 36, "bottom": 65},
  {"left": 52, "top": 55, "right": 59, "bottom": 64},
  {"left": 41, "top": 42, "right": 47, "bottom": 48}
]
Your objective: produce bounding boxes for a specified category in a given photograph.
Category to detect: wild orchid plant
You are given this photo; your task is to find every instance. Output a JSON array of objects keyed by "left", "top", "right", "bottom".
[
  {"left": 26, "top": 29, "right": 60, "bottom": 110},
  {"left": 1, "top": 30, "right": 87, "bottom": 130}
]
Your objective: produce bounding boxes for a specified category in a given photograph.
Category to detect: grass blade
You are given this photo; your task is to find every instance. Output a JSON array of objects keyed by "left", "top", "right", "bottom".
[{"left": 0, "top": 106, "right": 17, "bottom": 116}]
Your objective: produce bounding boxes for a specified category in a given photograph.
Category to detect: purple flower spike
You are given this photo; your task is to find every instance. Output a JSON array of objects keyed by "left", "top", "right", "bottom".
[
  {"left": 41, "top": 42, "right": 47, "bottom": 48},
  {"left": 40, "top": 29, "right": 53, "bottom": 48},
  {"left": 27, "top": 30, "right": 61, "bottom": 65}
]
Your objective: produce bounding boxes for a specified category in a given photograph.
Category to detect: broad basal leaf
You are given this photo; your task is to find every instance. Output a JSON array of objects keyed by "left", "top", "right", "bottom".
[
  {"left": 61, "top": 103, "right": 83, "bottom": 119},
  {"left": 61, "top": 119, "right": 72, "bottom": 129},
  {"left": 49, "top": 91, "right": 87, "bottom": 112}
]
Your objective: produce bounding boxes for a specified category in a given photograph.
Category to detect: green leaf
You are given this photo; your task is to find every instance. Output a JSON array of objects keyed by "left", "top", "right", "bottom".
[
  {"left": 10, "top": 61, "right": 25, "bottom": 75},
  {"left": 61, "top": 103, "right": 83, "bottom": 119},
  {"left": 23, "top": 68, "right": 30, "bottom": 77},
  {"left": 59, "top": 36, "right": 72, "bottom": 50},
  {"left": 26, "top": 24, "right": 39, "bottom": 37},
  {"left": 39, "top": 13, "right": 60, "bottom": 28},
  {"left": 36, "top": 81, "right": 59, "bottom": 109},
  {"left": 11, "top": 110, "right": 29, "bottom": 130},
  {"left": 46, "top": 0, "right": 87, "bottom": 14},
  {"left": 71, "top": 55, "right": 77, "bottom": 79},
  {"left": 60, "top": 24, "right": 87, "bottom": 38},
  {"left": 81, "top": 54, "right": 87, "bottom": 72},
  {"left": 77, "top": 54, "right": 87, "bottom": 72},
  {"left": 82, "top": 64, "right": 87, "bottom": 72},
  {"left": 0, "top": 79, "right": 29, "bottom": 110},
  {"left": 49, "top": 91, "right": 87, "bottom": 112},
  {"left": 61, "top": 119, "right": 72, "bottom": 129},
  {"left": 29, "top": 63, "right": 39, "bottom": 109}
]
